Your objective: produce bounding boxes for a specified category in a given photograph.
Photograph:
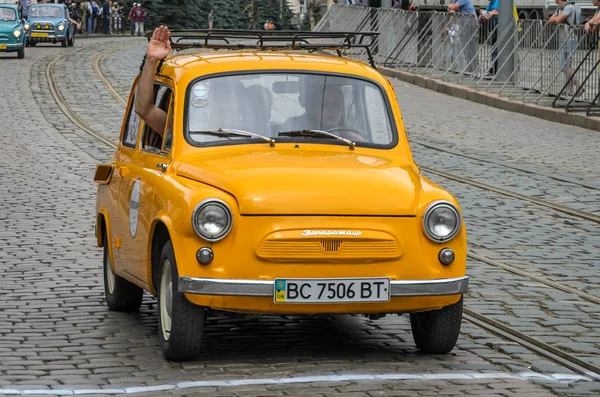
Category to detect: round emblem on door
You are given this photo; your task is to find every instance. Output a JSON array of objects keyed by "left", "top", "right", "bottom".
[{"left": 129, "top": 179, "right": 141, "bottom": 238}]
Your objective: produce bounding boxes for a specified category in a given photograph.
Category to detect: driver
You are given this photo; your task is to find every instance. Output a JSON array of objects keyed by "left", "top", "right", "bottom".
[{"left": 283, "top": 84, "right": 366, "bottom": 142}]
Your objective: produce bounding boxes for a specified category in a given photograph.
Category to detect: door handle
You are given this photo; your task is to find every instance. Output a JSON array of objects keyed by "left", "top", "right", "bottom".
[{"left": 157, "top": 163, "right": 168, "bottom": 172}]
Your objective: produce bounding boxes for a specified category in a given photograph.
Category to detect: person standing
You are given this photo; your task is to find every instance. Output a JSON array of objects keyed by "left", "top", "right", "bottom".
[
  {"left": 102, "top": 0, "right": 110, "bottom": 34},
  {"left": 134, "top": 2, "right": 146, "bottom": 36},
  {"left": 128, "top": 2, "right": 137, "bottom": 35},
  {"left": 208, "top": 9, "right": 214, "bottom": 30},
  {"left": 448, "top": 0, "right": 479, "bottom": 73},
  {"left": 548, "top": 0, "right": 581, "bottom": 96},
  {"left": 18, "top": 0, "right": 30, "bottom": 19}
]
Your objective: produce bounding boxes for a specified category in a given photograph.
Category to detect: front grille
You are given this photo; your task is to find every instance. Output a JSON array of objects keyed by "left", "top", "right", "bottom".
[
  {"left": 33, "top": 22, "right": 55, "bottom": 30},
  {"left": 321, "top": 240, "right": 342, "bottom": 252},
  {"left": 257, "top": 239, "right": 401, "bottom": 261}
]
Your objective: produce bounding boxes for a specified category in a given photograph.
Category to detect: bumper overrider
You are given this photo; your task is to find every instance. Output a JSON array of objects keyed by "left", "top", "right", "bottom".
[{"left": 178, "top": 276, "right": 469, "bottom": 297}]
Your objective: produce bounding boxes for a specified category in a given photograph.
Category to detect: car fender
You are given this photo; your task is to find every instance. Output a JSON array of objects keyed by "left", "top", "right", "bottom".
[
  {"left": 146, "top": 213, "right": 177, "bottom": 294},
  {"left": 96, "top": 208, "right": 116, "bottom": 268}
]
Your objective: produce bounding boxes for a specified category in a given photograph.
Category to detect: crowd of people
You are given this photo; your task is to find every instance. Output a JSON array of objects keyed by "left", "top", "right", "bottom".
[{"left": 14, "top": 0, "right": 148, "bottom": 36}]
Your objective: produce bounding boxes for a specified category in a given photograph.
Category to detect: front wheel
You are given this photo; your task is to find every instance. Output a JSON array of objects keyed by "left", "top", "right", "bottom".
[
  {"left": 61, "top": 32, "right": 68, "bottom": 47},
  {"left": 157, "top": 240, "right": 206, "bottom": 361},
  {"left": 410, "top": 295, "right": 463, "bottom": 354},
  {"left": 102, "top": 232, "right": 143, "bottom": 312}
]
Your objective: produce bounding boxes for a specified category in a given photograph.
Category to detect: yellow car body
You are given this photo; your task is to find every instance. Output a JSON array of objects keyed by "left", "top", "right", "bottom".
[{"left": 94, "top": 31, "right": 468, "bottom": 361}]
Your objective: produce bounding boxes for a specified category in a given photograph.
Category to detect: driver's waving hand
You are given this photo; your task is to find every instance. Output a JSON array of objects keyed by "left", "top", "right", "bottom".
[{"left": 135, "top": 25, "right": 171, "bottom": 135}]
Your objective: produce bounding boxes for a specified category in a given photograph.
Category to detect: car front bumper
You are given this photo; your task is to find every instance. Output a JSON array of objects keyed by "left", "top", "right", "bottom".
[
  {"left": 28, "top": 31, "right": 66, "bottom": 42},
  {"left": 179, "top": 276, "right": 469, "bottom": 297},
  {"left": 0, "top": 42, "right": 24, "bottom": 52}
]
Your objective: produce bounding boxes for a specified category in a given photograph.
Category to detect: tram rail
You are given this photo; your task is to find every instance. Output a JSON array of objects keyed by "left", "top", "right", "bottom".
[
  {"left": 89, "top": 45, "right": 600, "bottom": 303},
  {"left": 92, "top": 47, "right": 600, "bottom": 225},
  {"left": 46, "top": 44, "right": 600, "bottom": 383}
]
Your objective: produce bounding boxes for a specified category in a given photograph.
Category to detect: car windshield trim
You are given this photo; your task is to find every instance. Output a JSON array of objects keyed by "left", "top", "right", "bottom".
[{"left": 184, "top": 70, "right": 400, "bottom": 151}]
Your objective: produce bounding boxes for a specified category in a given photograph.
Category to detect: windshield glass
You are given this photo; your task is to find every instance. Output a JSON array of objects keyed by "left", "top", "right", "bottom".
[
  {"left": 0, "top": 7, "right": 16, "bottom": 21},
  {"left": 29, "top": 6, "right": 63, "bottom": 18},
  {"left": 186, "top": 73, "right": 395, "bottom": 147}
]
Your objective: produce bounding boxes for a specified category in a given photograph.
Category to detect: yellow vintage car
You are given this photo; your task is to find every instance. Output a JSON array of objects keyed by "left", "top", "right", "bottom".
[{"left": 94, "top": 30, "right": 468, "bottom": 361}]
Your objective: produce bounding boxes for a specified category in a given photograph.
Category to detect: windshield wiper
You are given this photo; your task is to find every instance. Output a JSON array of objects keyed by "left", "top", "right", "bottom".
[
  {"left": 189, "top": 128, "right": 275, "bottom": 147},
  {"left": 278, "top": 129, "right": 355, "bottom": 150}
]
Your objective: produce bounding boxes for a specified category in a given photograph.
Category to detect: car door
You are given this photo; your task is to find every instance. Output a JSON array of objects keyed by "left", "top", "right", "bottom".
[{"left": 117, "top": 82, "right": 174, "bottom": 286}]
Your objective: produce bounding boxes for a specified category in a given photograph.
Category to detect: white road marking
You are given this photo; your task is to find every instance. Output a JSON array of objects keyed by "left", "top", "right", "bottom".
[{"left": 0, "top": 372, "right": 592, "bottom": 395}]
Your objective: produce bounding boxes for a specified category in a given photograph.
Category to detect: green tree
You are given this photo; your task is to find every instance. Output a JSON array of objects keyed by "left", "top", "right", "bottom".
[
  {"left": 133, "top": 0, "right": 297, "bottom": 31},
  {"left": 138, "top": 0, "right": 213, "bottom": 30},
  {"left": 209, "top": 0, "right": 246, "bottom": 29}
]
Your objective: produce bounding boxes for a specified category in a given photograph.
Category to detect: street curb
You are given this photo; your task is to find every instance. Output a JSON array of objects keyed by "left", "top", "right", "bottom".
[
  {"left": 75, "top": 34, "right": 145, "bottom": 40},
  {"left": 378, "top": 66, "right": 600, "bottom": 133}
]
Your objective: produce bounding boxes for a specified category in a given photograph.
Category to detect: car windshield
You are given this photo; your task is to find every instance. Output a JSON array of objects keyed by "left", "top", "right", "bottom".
[
  {"left": 29, "top": 6, "right": 63, "bottom": 18},
  {"left": 0, "top": 7, "right": 16, "bottom": 21},
  {"left": 186, "top": 73, "right": 395, "bottom": 147}
]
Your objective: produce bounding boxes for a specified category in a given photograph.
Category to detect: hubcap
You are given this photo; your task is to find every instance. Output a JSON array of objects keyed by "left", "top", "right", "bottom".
[
  {"left": 160, "top": 259, "right": 173, "bottom": 341},
  {"left": 105, "top": 247, "right": 115, "bottom": 295}
]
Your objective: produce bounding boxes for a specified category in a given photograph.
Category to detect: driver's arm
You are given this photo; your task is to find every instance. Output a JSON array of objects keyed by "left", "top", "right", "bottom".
[
  {"left": 134, "top": 26, "right": 173, "bottom": 135},
  {"left": 134, "top": 57, "right": 167, "bottom": 135}
]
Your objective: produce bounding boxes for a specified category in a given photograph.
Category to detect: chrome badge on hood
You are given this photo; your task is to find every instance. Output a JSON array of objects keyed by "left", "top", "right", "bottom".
[{"left": 301, "top": 230, "right": 362, "bottom": 237}]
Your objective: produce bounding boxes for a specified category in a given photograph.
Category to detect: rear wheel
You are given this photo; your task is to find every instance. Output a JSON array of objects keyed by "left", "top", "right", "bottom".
[
  {"left": 102, "top": 232, "right": 143, "bottom": 312},
  {"left": 410, "top": 295, "right": 463, "bottom": 354},
  {"left": 157, "top": 240, "right": 206, "bottom": 361}
]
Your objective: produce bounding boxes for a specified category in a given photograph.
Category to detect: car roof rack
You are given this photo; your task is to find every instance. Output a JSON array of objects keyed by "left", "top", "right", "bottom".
[{"left": 162, "top": 29, "right": 380, "bottom": 69}]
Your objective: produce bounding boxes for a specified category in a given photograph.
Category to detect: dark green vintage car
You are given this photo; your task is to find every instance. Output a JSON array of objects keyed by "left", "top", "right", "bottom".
[{"left": 0, "top": 4, "right": 26, "bottom": 58}]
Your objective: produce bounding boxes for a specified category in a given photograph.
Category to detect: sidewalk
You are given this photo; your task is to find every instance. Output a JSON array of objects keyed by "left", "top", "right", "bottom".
[{"left": 377, "top": 65, "right": 600, "bottom": 133}]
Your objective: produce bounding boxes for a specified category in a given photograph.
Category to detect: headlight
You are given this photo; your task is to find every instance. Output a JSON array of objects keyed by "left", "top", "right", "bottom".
[
  {"left": 24, "top": 24, "right": 30, "bottom": 31},
  {"left": 423, "top": 201, "right": 461, "bottom": 243},
  {"left": 13, "top": 29, "right": 21, "bottom": 38},
  {"left": 192, "top": 199, "right": 233, "bottom": 242},
  {"left": 58, "top": 24, "right": 65, "bottom": 31}
]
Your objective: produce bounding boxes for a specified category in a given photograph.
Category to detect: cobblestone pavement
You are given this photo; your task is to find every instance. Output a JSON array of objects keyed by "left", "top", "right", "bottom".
[
  {"left": 99, "top": 40, "right": 600, "bottom": 356},
  {"left": 0, "top": 38, "right": 599, "bottom": 396}
]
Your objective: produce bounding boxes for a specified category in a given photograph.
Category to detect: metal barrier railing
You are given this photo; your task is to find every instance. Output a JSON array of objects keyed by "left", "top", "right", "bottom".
[{"left": 315, "top": 4, "right": 600, "bottom": 115}]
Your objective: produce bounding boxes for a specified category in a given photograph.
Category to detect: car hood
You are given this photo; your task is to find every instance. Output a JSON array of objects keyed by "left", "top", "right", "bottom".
[
  {"left": 174, "top": 147, "right": 422, "bottom": 216},
  {"left": 0, "top": 21, "right": 19, "bottom": 30}
]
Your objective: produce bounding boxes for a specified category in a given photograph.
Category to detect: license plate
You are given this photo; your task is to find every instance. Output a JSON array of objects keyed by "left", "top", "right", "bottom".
[
  {"left": 31, "top": 32, "right": 48, "bottom": 38},
  {"left": 274, "top": 278, "right": 390, "bottom": 304},
  {"left": 0, "top": 44, "right": 6, "bottom": 49}
]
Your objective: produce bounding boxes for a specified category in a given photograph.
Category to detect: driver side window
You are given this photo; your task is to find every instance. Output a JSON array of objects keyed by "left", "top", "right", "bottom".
[{"left": 141, "top": 84, "right": 173, "bottom": 155}]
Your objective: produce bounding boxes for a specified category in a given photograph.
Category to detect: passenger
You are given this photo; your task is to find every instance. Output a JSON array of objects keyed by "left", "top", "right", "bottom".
[
  {"left": 189, "top": 79, "right": 245, "bottom": 132},
  {"left": 243, "top": 84, "right": 272, "bottom": 135}
]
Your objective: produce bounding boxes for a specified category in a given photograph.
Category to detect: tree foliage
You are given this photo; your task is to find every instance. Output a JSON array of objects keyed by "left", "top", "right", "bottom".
[{"left": 133, "top": 0, "right": 298, "bottom": 31}]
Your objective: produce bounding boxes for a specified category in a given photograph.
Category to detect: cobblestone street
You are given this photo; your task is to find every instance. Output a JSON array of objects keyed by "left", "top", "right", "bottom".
[{"left": 0, "top": 37, "right": 598, "bottom": 396}]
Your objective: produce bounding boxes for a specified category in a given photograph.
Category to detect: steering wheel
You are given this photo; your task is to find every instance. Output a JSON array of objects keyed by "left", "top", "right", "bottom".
[{"left": 325, "top": 127, "right": 368, "bottom": 143}]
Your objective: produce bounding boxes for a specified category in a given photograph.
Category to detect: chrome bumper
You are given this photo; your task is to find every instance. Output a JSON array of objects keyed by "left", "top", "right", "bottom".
[
  {"left": 28, "top": 33, "right": 64, "bottom": 40},
  {"left": 0, "top": 43, "right": 24, "bottom": 50},
  {"left": 178, "top": 276, "right": 469, "bottom": 297}
]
